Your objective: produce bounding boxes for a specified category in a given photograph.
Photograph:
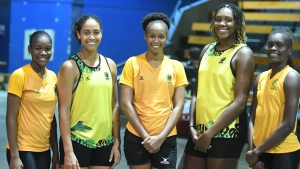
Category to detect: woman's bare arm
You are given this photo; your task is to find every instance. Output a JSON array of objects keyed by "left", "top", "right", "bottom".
[
  {"left": 248, "top": 74, "right": 260, "bottom": 151},
  {"left": 120, "top": 84, "right": 150, "bottom": 140},
  {"left": 6, "top": 94, "right": 23, "bottom": 167},
  {"left": 189, "top": 44, "right": 210, "bottom": 142},
  {"left": 107, "top": 58, "right": 121, "bottom": 168},
  {"left": 57, "top": 60, "right": 79, "bottom": 167}
]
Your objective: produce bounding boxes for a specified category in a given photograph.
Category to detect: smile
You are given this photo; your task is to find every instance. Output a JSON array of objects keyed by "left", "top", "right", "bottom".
[
  {"left": 218, "top": 29, "right": 228, "bottom": 32},
  {"left": 38, "top": 57, "right": 49, "bottom": 61}
]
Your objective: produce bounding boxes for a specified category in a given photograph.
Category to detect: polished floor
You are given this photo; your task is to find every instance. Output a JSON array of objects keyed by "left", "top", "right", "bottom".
[{"left": 0, "top": 90, "right": 298, "bottom": 169}]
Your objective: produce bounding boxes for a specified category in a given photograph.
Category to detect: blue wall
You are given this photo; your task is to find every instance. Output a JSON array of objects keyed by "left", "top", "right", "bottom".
[
  {"left": 3, "top": 0, "right": 179, "bottom": 74},
  {"left": 78, "top": 0, "right": 179, "bottom": 66},
  {"left": 0, "top": 0, "right": 11, "bottom": 73},
  {"left": 8, "top": 0, "right": 73, "bottom": 74}
]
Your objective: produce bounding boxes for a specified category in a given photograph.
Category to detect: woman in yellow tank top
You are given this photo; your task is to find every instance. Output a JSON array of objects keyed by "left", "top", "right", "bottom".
[
  {"left": 246, "top": 28, "right": 300, "bottom": 169},
  {"left": 178, "top": 4, "right": 254, "bottom": 169},
  {"left": 57, "top": 14, "right": 121, "bottom": 169}
]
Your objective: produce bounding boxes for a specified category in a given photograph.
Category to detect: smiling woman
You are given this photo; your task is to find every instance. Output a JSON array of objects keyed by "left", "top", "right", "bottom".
[
  {"left": 178, "top": 4, "right": 254, "bottom": 169},
  {"left": 5, "top": 30, "right": 59, "bottom": 169},
  {"left": 56, "top": 14, "right": 121, "bottom": 169},
  {"left": 246, "top": 28, "right": 300, "bottom": 169},
  {"left": 119, "top": 12, "right": 188, "bottom": 169}
]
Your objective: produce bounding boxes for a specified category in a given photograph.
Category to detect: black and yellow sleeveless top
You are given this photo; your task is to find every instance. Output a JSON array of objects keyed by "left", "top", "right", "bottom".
[
  {"left": 196, "top": 42, "right": 248, "bottom": 139},
  {"left": 69, "top": 54, "right": 113, "bottom": 148}
]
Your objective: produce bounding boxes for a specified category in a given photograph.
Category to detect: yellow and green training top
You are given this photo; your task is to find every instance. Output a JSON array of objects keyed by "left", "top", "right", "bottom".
[
  {"left": 69, "top": 54, "right": 113, "bottom": 148},
  {"left": 196, "top": 42, "right": 248, "bottom": 139}
]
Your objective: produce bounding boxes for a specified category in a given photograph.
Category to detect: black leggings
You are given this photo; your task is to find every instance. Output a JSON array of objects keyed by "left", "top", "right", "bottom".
[
  {"left": 6, "top": 149, "right": 50, "bottom": 169},
  {"left": 259, "top": 149, "right": 300, "bottom": 169}
]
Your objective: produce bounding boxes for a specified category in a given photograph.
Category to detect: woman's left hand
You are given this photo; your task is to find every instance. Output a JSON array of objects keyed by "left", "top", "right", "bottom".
[
  {"left": 251, "top": 161, "right": 265, "bottom": 169},
  {"left": 142, "top": 135, "right": 164, "bottom": 153},
  {"left": 194, "top": 132, "right": 212, "bottom": 153},
  {"left": 245, "top": 150, "right": 259, "bottom": 167},
  {"left": 109, "top": 143, "right": 121, "bottom": 169},
  {"left": 51, "top": 154, "right": 60, "bottom": 169}
]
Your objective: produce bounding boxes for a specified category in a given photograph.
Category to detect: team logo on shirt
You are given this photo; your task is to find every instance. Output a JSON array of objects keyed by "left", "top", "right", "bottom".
[
  {"left": 160, "top": 157, "right": 169, "bottom": 164},
  {"left": 257, "top": 84, "right": 262, "bottom": 91},
  {"left": 35, "top": 89, "right": 45, "bottom": 93},
  {"left": 86, "top": 76, "right": 91, "bottom": 81},
  {"left": 219, "top": 57, "right": 226, "bottom": 63},
  {"left": 139, "top": 76, "right": 144, "bottom": 80},
  {"left": 104, "top": 72, "right": 110, "bottom": 80},
  {"left": 166, "top": 74, "right": 172, "bottom": 83},
  {"left": 271, "top": 79, "right": 279, "bottom": 90}
]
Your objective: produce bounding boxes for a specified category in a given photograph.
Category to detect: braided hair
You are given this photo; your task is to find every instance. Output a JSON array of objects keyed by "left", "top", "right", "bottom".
[
  {"left": 141, "top": 12, "right": 170, "bottom": 33},
  {"left": 210, "top": 4, "right": 247, "bottom": 44},
  {"left": 72, "top": 14, "right": 102, "bottom": 44}
]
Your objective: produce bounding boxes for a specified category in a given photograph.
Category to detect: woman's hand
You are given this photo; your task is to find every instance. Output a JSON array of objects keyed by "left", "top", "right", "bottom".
[
  {"left": 245, "top": 150, "right": 259, "bottom": 167},
  {"left": 142, "top": 136, "right": 164, "bottom": 153},
  {"left": 190, "top": 127, "right": 200, "bottom": 144},
  {"left": 9, "top": 156, "right": 23, "bottom": 169},
  {"left": 251, "top": 161, "right": 265, "bottom": 169},
  {"left": 64, "top": 152, "right": 79, "bottom": 169},
  {"left": 194, "top": 132, "right": 212, "bottom": 153},
  {"left": 109, "top": 143, "right": 121, "bottom": 169},
  {"left": 51, "top": 153, "right": 60, "bottom": 169}
]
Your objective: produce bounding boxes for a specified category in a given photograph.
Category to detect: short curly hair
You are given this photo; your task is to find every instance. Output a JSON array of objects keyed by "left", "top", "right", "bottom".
[
  {"left": 142, "top": 12, "right": 170, "bottom": 32},
  {"left": 210, "top": 4, "right": 247, "bottom": 44},
  {"left": 72, "top": 14, "right": 102, "bottom": 45}
]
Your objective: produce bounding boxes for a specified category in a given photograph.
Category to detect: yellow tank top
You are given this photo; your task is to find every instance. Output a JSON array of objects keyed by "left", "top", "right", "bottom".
[
  {"left": 196, "top": 42, "right": 248, "bottom": 139},
  {"left": 253, "top": 65, "right": 300, "bottom": 153},
  {"left": 69, "top": 54, "right": 113, "bottom": 148}
]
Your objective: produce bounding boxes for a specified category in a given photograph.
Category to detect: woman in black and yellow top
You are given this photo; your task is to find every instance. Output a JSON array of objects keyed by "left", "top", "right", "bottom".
[
  {"left": 246, "top": 28, "right": 300, "bottom": 169},
  {"left": 178, "top": 4, "right": 254, "bottom": 169},
  {"left": 57, "top": 14, "right": 121, "bottom": 169}
]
